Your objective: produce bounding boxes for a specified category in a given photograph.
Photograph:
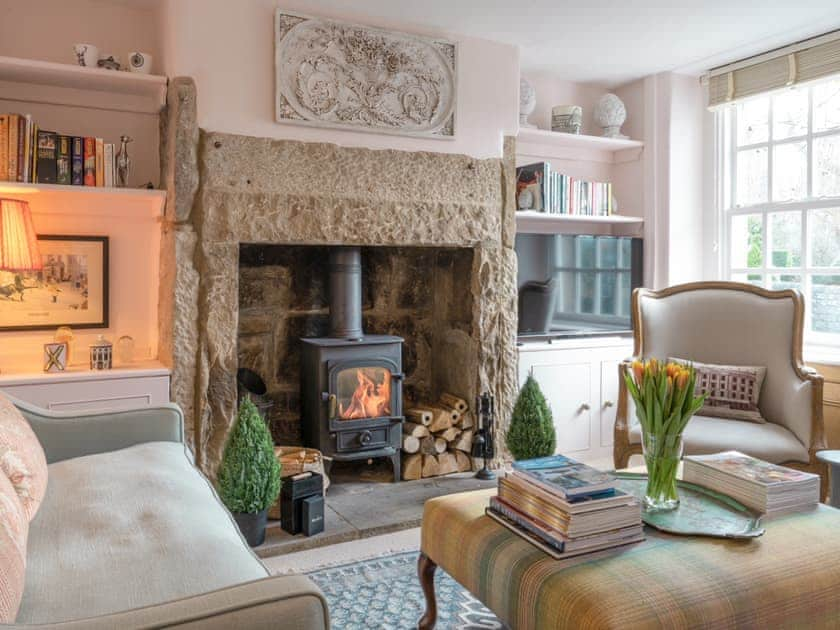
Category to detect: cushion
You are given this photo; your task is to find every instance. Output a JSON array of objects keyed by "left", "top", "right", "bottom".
[
  {"left": 17, "top": 441, "right": 268, "bottom": 624},
  {"left": 671, "top": 358, "right": 767, "bottom": 423},
  {"left": 629, "top": 415, "right": 809, "bottom": 464},
  {"left": 0, "top": 470, "right": 27, "bottom": 623},
  {"left": 0, "top": 393, "right": 48, "bottom": 520}
]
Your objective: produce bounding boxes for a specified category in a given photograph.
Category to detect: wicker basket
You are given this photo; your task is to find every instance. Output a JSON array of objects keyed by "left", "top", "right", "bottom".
[{"left": 268, "top": 446, "right": 330, "bottom": 520}]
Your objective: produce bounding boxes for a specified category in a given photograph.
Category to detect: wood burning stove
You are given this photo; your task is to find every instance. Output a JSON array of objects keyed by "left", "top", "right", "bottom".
[{"left": 300, "top": 247, "right": 404, "bottom": 481}]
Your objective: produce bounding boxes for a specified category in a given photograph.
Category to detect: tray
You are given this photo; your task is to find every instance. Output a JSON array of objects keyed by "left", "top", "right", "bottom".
[{"left": 613, "top": 472, "right": 765, "bottom": 539}]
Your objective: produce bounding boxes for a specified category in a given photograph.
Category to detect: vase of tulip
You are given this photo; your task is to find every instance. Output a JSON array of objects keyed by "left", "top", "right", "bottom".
[{"left": 623, "top": 359, "right": 706, "bottom": 511}]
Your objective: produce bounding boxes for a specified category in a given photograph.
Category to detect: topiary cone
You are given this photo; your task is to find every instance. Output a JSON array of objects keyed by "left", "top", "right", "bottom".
[{"left": 506, "top": 375, "right": 556, "bottom": 460}]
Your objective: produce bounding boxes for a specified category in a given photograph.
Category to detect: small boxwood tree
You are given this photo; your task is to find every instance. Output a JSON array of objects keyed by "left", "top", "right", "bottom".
[
  {"left": 217, "top": 397, "right": 281, "bottom": 514},
  {"left": 506, "top": 375, "right": 556, "bottom": 460}
]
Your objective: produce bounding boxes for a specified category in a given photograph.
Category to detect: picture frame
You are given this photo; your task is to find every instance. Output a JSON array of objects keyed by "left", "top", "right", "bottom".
[{"left": 0, "top": 235, "right": 109, "bottom": 332}]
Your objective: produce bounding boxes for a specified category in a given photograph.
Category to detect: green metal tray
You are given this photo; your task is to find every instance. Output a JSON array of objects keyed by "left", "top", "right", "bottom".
[{"left": 613, "top": 472, "right": 765, "bottom": 539}]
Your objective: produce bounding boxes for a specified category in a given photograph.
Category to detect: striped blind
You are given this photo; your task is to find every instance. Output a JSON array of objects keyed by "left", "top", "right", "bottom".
[{"left": 707, "top": 31, "right": 840, "bottom": 108}]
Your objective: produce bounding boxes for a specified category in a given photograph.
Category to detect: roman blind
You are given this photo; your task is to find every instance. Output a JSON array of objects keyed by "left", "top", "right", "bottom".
[{"left": 707, "top": 30, "right": 840, "bottom": 108}]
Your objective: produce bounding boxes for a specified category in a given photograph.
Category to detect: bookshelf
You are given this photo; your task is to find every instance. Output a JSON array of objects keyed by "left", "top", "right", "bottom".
[
  {"left": 516, "top": 128, "right": 644, "bottom": 165},
  {"left": 515, "top": 210, "right": 643, "bottom": 237},
  {"left": 0, "top": 181, "right": 166, "bottom": 217}
]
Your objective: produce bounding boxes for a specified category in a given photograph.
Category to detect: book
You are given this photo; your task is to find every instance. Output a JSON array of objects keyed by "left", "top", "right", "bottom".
[
  {"left": 36, "top": 129, "right": 57, "bottom": 184},
  {"left": 83, "top": 137, "right": 96, "bottom": 186},
  {"left": 30, "top": 123, "right": 39, "bottom": 183},
  {"left": 16, "top": 115, "right": 26, "bottom": 182},
  {"left": 56, "top": 135, "right": 72, "bottom": 185},
  {"left": 0, "top": 114, "right": 8, "bottom": 182},
  {"left": 95, "top": 137, "right": 104, "bottom": 187},
  {"left": 503, "top": 468, "right": 634, "bottom": 514},
  {"left": 104, "top": 143, "right": 114, "bottom": 187},
  {"left": 71, "top": 136, "right": 84, "bottom": 185},
  {"left": 511, "top": 454, "right": 615, "bottom": 499},
  {"left": 22, "top": 115, "right": 32, "bottom": 183},
  {"left": 683, "top": 451, "right": 820, "bottom": 516},
  {"left": 8, "top": 114, "right": 19, "bottom": 181},
  {"left": 516, "top": 162, "right": 549, "bottom": 211}
]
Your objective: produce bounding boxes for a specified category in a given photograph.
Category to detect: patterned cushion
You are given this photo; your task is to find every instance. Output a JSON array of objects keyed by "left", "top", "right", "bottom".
[
  {"left": 0, "top": 393, "right": 48, "bottom": 520},
  {"left": 671, "top": 358, "right": 766, "bottom": 423},
  {"left": 0, "top": 471, "right": 27, "bottom": 622}
]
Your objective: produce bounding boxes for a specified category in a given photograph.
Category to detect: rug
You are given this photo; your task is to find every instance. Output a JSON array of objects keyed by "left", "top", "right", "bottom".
[{"left": 307, "top": 551, "right": 506, "bottom": 629}]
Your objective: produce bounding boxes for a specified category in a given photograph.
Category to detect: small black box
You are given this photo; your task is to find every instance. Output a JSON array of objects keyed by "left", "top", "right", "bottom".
[
  {"left": 302, "top": 495, "right": 325, "bottom": 536},
  {"left": 280, "top": 472, "right": 324, "bottom": 535}
]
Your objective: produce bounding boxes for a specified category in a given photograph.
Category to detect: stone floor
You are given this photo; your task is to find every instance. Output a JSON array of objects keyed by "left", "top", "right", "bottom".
[{"left": 255, "top": 459, "right": 496, "bottom": 558}]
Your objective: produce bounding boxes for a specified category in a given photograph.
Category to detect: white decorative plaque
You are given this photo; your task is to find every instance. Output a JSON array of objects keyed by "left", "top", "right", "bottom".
[{"left": 274, "top": 11, "right": 456, "bottom": 137}]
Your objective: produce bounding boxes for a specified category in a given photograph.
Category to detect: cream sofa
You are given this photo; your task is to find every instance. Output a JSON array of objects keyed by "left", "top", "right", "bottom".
[
  {"left": 614, "top": 282, "right": 827, "bottom": 491},
  {"left": 2, "top": 396, "right": 329, "bottom": 629}
]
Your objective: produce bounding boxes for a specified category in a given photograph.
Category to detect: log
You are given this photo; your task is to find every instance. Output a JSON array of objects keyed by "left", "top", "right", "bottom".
[
  {"left": 402, "top": 435, "right": 420, "bottom": 454},
  {"left": 456, "top": 412, "right": 474, "bottom": 430},
  {"left": 428, "top": 405, "right": 460, "bottom": 433},
  {"left": 454, "top": 449, "right": 473, "bottom": 472},
  {"left": 421, "top": 454, "right": 441, "bottom": 478},
  {"left": 437, "top": 452, "right": 458, "bottom": 476},
  {"left": 403, "top": 421, "right": 430, "bottom": 438},
  {"left": 439, "top": 393, "right": 469, "bottom": 413},
  {"left": 436, "top": 427, "right": 461, "bottom": 442},
  {"left": 406, "top": 408, "right": 433, "bottom": 426},
  {"left": 419, "top": 436, "right": 447, "bottom": 455},
  {"left": 450, "top": 429, "right": 474, "bottom": 453},
  {"left": 403, "top": 453, "right": 423, "bottom": 480}
]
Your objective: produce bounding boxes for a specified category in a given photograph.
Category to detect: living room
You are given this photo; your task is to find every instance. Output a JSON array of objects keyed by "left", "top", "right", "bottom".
[{"left": 1, "top": 0, "right": 840, "bottom": 628}]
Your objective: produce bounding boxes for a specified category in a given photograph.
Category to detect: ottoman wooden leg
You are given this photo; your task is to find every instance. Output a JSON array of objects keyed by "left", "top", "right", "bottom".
[{"left": 417, "top": 552, "right": 438, "bottom": 629}]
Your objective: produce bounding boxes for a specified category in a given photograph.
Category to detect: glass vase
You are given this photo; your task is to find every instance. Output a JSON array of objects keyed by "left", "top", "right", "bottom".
[{"left": 641, "top": 431, "right": 683, "bottom": 511}]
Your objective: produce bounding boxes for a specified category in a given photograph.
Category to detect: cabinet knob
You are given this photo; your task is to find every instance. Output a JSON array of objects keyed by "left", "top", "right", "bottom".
[
  {"left": 604, "top": 400, "right": 614, "bottom": 408},
  {"left": 579, "top": 403, "right": 591, "bottom": 412}
]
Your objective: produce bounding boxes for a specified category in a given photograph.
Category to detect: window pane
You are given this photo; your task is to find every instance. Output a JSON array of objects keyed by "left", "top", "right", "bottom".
[
  {"left": 736, "top": 147, "right": 768, "bottom": 206},
  {"left": 731, "top": 272, "right": 764, "bottom": 287},
  {"left": 809, "top": 208, "right": 840, "bottom": 267},
  {"left": 578, "top": 272, "right": 596, "bottom": 313},
  {"left": 577, "top": 236, "right": 596, "bottom": 268},
  {"left": 769, "top": 274, "right": 801, "bottom": 291},
  {"left": 618, "top": 271, "right": 630, "bottom": 317},
  {"left": 600, "top": 273, "right": 616, "bottom": 315},
  {"left": 814, "top": 78, "right": 840, "bottom": 132},
  {"left": 772, "top": 141, "right": 807, "bottom": 201},
  {"left": 597, "top": 237, "right": 618, "bottom": 268},
  {"left": 731, "top": 214, "right": 763, "bottom": 268},
  {"left": 737, "top": 98, "right": 769, "bottom": 145},
  {"left": 811, "top": 275, "right": 840, "bottom": 334},
  {"left": 773, "top": 89, "right": 808, "bottom": 139},
  {"left": 768, "top": 212, "right": 801, "bottom": 268},
  {"left": 814, "top": 134, "right": 840, "bottom": 198}
]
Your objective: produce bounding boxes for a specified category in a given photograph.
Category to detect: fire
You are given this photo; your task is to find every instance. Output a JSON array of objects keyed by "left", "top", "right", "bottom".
[{"left": 339, "top": 368, "right": 392, "bottom": 420}]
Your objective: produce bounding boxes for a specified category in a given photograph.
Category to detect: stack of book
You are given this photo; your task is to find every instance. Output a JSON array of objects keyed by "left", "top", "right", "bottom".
[
  {"left": 0, "top": 113, "right": 118, "bottom": 187},
  {"left": 486, "top": 455, "right": 643, "bottom": 558},
  {"left": 683, "top": 451, "right": 820, "bottom": 516},
  {"left": 516, "top": 162, "right": 613, "bottom": 216}
]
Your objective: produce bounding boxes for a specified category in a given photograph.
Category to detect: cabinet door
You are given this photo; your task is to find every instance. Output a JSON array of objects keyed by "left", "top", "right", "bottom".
[
  {"left": 529, "top": 362, "right": 592, "bottom": 454},
  {"left": 600, "top": 360, "right": 620, "bottom": 447}
]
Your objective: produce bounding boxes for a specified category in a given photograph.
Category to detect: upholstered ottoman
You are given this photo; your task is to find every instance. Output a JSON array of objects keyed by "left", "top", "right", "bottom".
[{"left": 418, "top": 489, "right": 840, "bottom": 629}]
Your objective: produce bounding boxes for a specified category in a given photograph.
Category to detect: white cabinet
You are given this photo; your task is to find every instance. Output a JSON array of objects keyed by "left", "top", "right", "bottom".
[{"left": 518, "top": 337, "right": 632, "bottom": 468}]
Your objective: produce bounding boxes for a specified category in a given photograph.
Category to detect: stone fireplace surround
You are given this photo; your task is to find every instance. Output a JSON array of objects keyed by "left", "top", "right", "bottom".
[{"left": 159, "top": 78, "right": 518, "bottom": 477}]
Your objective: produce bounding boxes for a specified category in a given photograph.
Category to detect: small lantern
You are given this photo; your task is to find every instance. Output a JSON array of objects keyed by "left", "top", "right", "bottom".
[{"left": 89, "top": 335, "right": 113, "bottom": 370}]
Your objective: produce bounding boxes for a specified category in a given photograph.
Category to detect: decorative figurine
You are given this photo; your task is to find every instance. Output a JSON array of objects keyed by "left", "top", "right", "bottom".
[
  {"left": 44, "top": 343, "right": 68, "bottom": 373},
  {"left": 116, "top": 135, "right": 132, "bottom": 188},
  {"left": 73, "top": 43, "right": 99, "bottom": 68},
  {"left": 54, "top": 326, "right": 74, "bottom": 365},
  {"left": 519, "top": 77, "right": 537, "bottom": 128},
  {"left": 89, "top": 335, "right": 113, "bottom": 370},
  {"left": 472, "top": 392, "right": 496, "bottom": 480},
  {"left": 594, "top": 93, "right": 628, "bottom": 139},
  {"left": 551, "top": 105, "right": 583, "bottom": 134}
]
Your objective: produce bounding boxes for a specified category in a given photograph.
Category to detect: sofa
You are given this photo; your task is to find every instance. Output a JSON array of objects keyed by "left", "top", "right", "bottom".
[{"left": 1, "top": 394, "right": 329, "bottom": 629}]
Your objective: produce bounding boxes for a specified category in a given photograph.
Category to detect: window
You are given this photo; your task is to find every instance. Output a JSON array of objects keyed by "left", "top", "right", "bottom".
[{"left": 718, "top": 76, "right": 840, "bottom": 346}]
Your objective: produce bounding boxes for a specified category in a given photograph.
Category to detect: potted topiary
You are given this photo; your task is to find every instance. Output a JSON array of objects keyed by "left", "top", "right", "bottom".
[
  {"left": 506, "top": 375, "right": 556, "bottom": 460},
  {"left": 217, "top": 397, "right": 281, "bottom": 547}
]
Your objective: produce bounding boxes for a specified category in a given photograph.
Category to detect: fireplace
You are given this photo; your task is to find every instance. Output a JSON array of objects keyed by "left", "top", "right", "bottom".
[{"left": 300, "top": 247, "right": 404, "bottom": 481}]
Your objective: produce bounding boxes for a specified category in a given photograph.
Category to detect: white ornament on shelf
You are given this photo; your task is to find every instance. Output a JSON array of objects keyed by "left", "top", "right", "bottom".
[
  {"left": 519, "top": 77, "right": 537, "bottom": 128},
  {"left": 594, "top": 93, "right": 628, "bottom": 139}
]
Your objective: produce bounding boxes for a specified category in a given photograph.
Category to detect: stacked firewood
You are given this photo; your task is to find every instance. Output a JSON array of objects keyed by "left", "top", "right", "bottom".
[{"left": 402, "top": 393, "right": 475, "bottom": 480}]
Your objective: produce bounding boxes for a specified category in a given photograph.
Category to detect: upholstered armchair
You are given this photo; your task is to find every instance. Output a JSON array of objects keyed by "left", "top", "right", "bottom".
[{"left": 614, "top": 282, "right": 827, "bottom": 492}]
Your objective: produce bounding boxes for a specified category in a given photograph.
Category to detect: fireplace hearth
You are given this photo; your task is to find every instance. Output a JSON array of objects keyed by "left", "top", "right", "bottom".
[{"left": 300, "top": 247, "right": 404, "bottom": 481}]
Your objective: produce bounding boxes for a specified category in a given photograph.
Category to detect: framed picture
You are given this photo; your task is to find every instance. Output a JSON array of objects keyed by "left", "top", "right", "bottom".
[{"left": 0, "top": 235, "right": 109, "bottom": 331}]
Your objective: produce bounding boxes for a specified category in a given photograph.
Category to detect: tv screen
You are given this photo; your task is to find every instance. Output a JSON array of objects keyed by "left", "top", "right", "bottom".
[{"left": 515, "top": 234, "right": 643, "bottom": 337}]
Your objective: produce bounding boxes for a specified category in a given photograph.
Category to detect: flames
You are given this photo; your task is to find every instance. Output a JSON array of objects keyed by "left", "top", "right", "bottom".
[{"left": 339, "top": 368, "right": 392, "bottom": 420}]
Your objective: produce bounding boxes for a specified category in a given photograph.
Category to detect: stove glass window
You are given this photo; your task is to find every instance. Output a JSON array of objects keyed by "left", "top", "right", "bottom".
[{"left": 337, "top": 366, "right": 392, "bottom": 420}]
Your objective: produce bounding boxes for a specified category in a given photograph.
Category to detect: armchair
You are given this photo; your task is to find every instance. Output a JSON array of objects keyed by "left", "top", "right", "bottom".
[{"left": 614, "top": 282, "right": 827, "bottom": 493}]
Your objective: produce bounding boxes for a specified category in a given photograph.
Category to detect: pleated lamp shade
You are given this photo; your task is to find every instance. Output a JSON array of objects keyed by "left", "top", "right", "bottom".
[{"left": 0, "top": 198, "right": 42, "bottom": 271}]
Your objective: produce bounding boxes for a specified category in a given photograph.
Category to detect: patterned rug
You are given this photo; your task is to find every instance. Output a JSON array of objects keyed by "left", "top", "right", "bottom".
[{"left": 307, "top": 551, "right": 506, "bottom": 629}]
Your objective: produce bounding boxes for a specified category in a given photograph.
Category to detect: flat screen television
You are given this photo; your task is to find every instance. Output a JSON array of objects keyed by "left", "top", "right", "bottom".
[{"left": 515, "top": 234, "right": 643, "bottom": 338}]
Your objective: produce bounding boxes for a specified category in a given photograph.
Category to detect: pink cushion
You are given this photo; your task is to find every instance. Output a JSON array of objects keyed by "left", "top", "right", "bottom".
[
  {"left": 0, "top": 394, "right": 48, "bottom": 520},
  {"left": 0, "top": 471, "right": 27, "bottom": 622}
]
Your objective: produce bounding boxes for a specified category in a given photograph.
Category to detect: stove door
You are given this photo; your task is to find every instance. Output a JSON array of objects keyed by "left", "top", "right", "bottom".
[{"left": 327, "top": 358, "right": 402, "bottom": 428}]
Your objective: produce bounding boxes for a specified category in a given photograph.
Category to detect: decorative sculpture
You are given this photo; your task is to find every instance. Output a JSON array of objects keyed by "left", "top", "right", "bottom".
[
  {"left": 519, "top": 78, "right": 537, "bottom": 128},
  {"left": 594, "top": 93, "right": 628, "bottom": 139},
  {"left": 116, "top": 135, "right": 132, "bottom": 188}
]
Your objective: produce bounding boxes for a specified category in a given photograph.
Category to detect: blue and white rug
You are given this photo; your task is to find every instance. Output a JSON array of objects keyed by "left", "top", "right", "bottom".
[{"left": 307, "top": 551, "right": 506, "bottom": 629}]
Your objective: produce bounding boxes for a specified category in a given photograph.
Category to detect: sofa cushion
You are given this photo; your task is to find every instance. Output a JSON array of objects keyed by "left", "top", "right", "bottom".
[
  {"left": 0, "top": 393, "right": 48, "bottom": 520},
  {"left": 671, "top": 357, "right": 767, "bottom": 423},
  {"left": 629, "top": 415, "right": 809, "bottom": 464},
  {"left": 0, "top": 472, "right": 27, "bottom": 623},
  {"left": 16, "top": 441, "right": 269, "bottom": 625}
]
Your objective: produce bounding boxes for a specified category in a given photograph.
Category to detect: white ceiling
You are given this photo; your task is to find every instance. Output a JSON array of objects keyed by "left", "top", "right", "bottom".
[{"left": 299, "top": 0, "right": 840, "bottom": 86}]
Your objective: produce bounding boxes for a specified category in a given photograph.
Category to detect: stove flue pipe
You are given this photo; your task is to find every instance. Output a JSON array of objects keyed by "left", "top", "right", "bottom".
[{"left": 328, "top": 246, "right": 364, "bottom": 340}]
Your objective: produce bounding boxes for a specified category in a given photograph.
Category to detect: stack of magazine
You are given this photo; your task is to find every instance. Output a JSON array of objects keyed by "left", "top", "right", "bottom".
[
  {"left": 683, "top": 451, "right": 820, "bottom": 516},
  {"left": 486, "top": 455, "right": 643, "bottom": 558}
]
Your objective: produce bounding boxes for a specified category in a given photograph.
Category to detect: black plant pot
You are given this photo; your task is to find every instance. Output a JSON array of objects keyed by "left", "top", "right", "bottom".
[{"left": 232, "top": 509, "right": 268, "bottom": 547}]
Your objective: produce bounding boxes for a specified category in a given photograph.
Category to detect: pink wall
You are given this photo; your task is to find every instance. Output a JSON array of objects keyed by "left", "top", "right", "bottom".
[{"left": 158, "top": 0, "right": 519, "bottom": 159}]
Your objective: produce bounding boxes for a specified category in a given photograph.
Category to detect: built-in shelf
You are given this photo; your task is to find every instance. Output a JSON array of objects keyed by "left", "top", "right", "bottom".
[
  {"left": 516, "top": 128, "right": 644, "bottom": 164},
  {"left": 515, "top": 210, "right": 644, "bottom": 236},
  {"left": 0, "top": 360, "right": 169, "bottom": 387},
  {"left": 0, "top": 181, "right": 166, "bottom": 217},
  {"left": 0, "top": 55, "right": 167, "bottom": 114}
]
